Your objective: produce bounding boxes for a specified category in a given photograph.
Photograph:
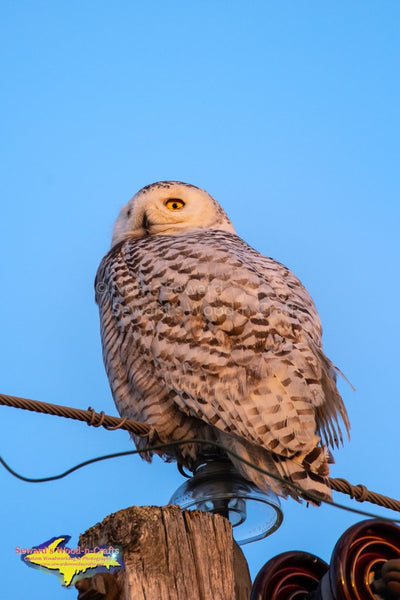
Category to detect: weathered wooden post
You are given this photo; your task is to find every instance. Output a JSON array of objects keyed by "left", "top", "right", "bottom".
[{"left": 76, "top": 505, "right": 252, "bottom": 600}]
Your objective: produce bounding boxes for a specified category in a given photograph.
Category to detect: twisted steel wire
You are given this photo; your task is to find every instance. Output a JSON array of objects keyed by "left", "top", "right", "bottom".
[
  {"left": 0, "top": 393, "right": 150, "bottom": 436},
  {"left": 328, "top": 478, "right": 400, "bottom": 513}
]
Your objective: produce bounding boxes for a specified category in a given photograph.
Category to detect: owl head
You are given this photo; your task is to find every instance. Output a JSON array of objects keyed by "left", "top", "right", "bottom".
[{"left": 111, "top": 181, "right": 236, "bottom": 246}]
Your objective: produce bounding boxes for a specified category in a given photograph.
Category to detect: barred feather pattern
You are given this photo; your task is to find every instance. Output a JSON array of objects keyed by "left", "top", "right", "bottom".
[{"left": 95, "top": 182, "right": 350, "bottom": 503}]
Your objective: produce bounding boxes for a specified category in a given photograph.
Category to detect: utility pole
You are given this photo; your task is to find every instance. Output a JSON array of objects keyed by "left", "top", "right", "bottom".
[{"left": 76, "top": 505, "right": 252, "bottom": 600}]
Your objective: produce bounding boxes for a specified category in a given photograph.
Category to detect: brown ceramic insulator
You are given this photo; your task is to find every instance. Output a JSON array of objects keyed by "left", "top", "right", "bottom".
[
  {"left": 329, "top": 518, "right": 400, "bottom": 600},
  {"left": 251, "top": 551, "right": 329, "bottom": 600}
]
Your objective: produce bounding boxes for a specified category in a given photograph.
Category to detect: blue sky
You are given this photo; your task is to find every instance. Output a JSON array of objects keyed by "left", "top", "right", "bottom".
[{"left": 1, "top": 1, "right": 399, "bottom": 597}]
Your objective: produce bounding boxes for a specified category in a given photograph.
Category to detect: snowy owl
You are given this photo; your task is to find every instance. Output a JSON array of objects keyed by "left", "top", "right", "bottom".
[{"left": 95, "top": 181, "right": 350, "bottom": 502}]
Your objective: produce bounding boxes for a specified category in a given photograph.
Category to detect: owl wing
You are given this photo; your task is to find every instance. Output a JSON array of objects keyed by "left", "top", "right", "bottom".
[
  {"left": 96, "top": 231, "right": 349, "bottom": 466},
  {"left": 220, "top": 234, "right": 350, "bottom": 451}
]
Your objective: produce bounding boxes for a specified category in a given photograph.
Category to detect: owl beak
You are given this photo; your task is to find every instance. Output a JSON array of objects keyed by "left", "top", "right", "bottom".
[{"left": 142, "top": 212, "right": 151, "bottom": 235}]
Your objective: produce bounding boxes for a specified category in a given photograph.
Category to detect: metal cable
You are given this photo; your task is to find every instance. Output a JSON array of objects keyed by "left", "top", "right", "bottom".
[
  {"left": 328, "top": 477, "right": 400, "bottom": 513},
  {"left": 0, "top": 393, "right": 150, "bottom": 437},
  {"left": 2, "top": 392, "right": 400, "bottom": 514}
]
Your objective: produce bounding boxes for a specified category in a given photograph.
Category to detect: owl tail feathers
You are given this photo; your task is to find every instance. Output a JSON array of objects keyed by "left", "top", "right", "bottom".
[
  {"left": 273, "top": 447, "right": 333, "bottom": 505},
  {"left": 217, "top": 431, "right": 332, "bottom": 505}
]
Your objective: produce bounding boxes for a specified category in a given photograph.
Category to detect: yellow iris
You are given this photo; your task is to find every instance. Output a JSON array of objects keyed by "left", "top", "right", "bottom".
[{"left": 165, "top": 199, "right": 185, "bottom": 210}]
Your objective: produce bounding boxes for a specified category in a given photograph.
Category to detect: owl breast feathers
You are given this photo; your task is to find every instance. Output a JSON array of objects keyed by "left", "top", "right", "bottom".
[{"left": 95, "top": 181, "right": 350, "bottom": 502}]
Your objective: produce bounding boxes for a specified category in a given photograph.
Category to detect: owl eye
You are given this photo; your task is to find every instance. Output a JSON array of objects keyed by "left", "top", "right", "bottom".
[{"left": 165, "top": 198, "right": 185, "bottom": 211}]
